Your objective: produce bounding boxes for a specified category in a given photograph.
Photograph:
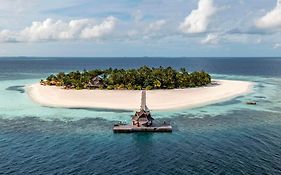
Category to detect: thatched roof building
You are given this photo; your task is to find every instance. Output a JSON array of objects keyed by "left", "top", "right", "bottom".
[
  {"left": 89, "top": 76, "right": 103, "bottom": 88},
  {"left": 132, "top": 90, "right": 154, "bottom": 127}
]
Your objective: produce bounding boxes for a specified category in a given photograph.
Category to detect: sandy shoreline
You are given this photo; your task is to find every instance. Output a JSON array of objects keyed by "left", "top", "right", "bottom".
[{"left": 26, "top": 80, "right": 253, "bottom": 111}]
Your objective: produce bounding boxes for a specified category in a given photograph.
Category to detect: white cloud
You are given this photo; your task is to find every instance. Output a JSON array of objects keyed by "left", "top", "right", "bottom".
[
  {"left": 273, "top": 43, "right": 281, "bottom": 49},
  {"left": 0, "top": 17, "right": 117, "bottom": 42},
  {"left": 145, "top": 20, "right": 167, "bottom": 32},
  {"left": 80, "top": 17, "right": 117, "bottom": 39},
  {"left": 201, "top": 33, "right": 220, "bottom": 44},
  {"left": 255, "top": 38, "right": 262, "bottom": 44},
  {"left": 255, "top": 0, "right": 281, "bottom": 29},
  {"left": 125, "top": 19, "right": 168, "bottom": 40},
  {"left": 132, "top": 10, "right": 143, "bottom": 23},
  {"left": 127, "top": 30, "right": 138, "bottom": 37},
  {"left": 200, "top": 32, "right": 262, "bottom": 45},
  {"left": 0, "top": 30, "right": 18, "bottom": 42},
  {"left": 179, "top": 0, "right": 217, "bottom": 34}
]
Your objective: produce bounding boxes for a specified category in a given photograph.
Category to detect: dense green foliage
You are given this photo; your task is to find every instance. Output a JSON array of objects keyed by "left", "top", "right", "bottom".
[{"left": 41, "top": 66, "right": 211, "bottom": 90}]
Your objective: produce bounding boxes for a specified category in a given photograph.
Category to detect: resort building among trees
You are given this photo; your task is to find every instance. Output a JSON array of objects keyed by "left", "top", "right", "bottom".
[{"left": 89, "top": 76, "right": 103, "bottom": 88}]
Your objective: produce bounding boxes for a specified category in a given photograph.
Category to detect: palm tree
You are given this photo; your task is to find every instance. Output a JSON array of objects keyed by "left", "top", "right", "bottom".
[{"left": 43, "top": 66, "right": 211, "bottom": 90}]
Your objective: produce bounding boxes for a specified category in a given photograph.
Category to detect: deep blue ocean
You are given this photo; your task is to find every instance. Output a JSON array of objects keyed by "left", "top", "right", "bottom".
[{"left": 0, "top": 57, "right": 281, "bottom": 175}]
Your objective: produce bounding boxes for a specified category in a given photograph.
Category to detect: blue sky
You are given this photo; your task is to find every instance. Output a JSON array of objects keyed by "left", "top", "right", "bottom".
[{"left": 0, "top": 0, "right": 281, "bottom": 57}]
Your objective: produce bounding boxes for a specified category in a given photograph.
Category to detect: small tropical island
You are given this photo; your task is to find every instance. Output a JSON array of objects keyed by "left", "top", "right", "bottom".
[
  {"left": 27, "top": 66, "right": 253, "bottom": 111},
  {"left": 40, "top": 66, "right": 211, "bottom": 90}
]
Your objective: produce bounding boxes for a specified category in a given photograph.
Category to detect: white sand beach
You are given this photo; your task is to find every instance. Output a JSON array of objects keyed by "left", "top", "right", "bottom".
[{"left": 26, "top": 80, "right": 253, "bottom": 111}]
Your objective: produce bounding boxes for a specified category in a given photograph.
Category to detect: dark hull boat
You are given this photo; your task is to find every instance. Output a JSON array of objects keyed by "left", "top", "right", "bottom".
[
  {"left": 113, "top": 90, "right": 172, "bottom": 133},
  {"left": 246, "top": 101, "right": 257, "bottom": 105}
]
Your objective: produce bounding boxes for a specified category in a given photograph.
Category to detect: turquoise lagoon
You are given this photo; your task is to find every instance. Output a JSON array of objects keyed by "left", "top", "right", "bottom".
[{"left": 0, "top": 57, "right": 281, "bottom": 174}]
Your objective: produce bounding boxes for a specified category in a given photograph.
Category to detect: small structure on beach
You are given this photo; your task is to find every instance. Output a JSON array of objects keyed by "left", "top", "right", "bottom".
[
  {"left": 89, "top": 76, "right": 103, "bottom": 88},
  {"left": 113, "top": 90, "right": 172, "bottom": 133}
]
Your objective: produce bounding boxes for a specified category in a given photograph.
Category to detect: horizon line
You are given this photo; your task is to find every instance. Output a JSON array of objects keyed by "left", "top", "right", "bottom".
[{"left": 0, "top": 56, "right": 281, "bottom": 58}]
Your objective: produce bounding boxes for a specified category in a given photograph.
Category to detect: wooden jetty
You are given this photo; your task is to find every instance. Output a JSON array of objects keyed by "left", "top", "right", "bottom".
[
  {"left": 113, "top": 124, "right": 172, "bottom": 133},
  {"left": 113, "top": 90, "right": 172, "bottom": 133}
]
